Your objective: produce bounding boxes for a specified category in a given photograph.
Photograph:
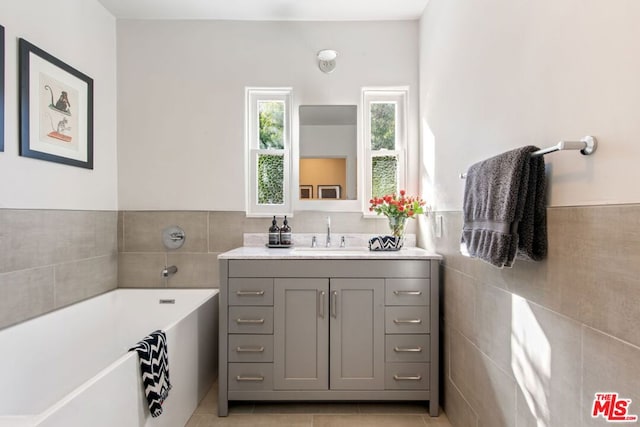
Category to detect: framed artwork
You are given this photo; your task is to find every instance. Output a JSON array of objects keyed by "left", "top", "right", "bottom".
[
  {"left": 0, "top": 25, "right": 4, "bottom": 152},
  {"left": 317, "top": 185, "right": 341, "bottom": 199},
  {"left": 19, "top": 38, "right": 93, "bottom": 168},
  {"left": 300, "top": 185, "right": 313, "bottom": 199}
]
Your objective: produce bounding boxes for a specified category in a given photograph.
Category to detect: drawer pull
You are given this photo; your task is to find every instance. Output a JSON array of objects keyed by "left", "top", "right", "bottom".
[
  {"left": 236, "top": 375, "right": 265, "bottom": 382},
  {"left": 393, "top": 374, "right": 422, "bottom": 381},
  {"left": 393, "top": 318, "right": 422, "bottom": 324},
  {"left": 394, "top": 346, "right": 423, "bottom": 353},
  {"left": 236, "top": 290, "right": 265, "bottom": 296},
  {"left": 393, "top": 290, "right": 422, "bottom": 296},
  {"left": 236, "top": 318, "right": 265, "bottom": 324},
  {"left": 236, "top": 346, "right": 265, "bottom": 353}
]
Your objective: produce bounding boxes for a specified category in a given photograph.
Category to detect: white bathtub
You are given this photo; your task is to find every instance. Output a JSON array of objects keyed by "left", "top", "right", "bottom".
[{"left": 0, "top": 288, "right": 218, "bottom": 427}]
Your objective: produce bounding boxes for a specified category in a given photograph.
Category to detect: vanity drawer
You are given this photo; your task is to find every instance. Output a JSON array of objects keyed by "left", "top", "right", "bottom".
[
  {"left": 385, "top": 334, "right": 430, "bottom": 363},
  {"left": 229, "top": 335, "right": 274, "bottom": 363},
  {"left": 385, "top": 306, "right": 430, "bottom": 334},
  {"left": 229, "top": 306, "right": 274, "bottom": 334},
  {"left": 228, "top": 363, "right": 273, "bottom": 391},
  {"left": 229, "top": 278, "right": 274, "bottom": 306},
  {"left": 385, "top": 363, "right": 430, "bottom": 390},
  {"left": 385, "top": 279, "right": 429, "bottom": 306}
]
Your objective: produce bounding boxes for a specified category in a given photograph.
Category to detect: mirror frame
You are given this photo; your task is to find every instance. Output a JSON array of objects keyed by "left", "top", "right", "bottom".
[{"left": 292, "top": 103, "right": 364, "bottom": 212}]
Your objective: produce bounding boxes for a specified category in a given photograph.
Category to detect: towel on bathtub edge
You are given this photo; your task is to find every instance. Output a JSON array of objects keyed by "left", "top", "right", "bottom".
[{"left": 129, "top": 329, "right": 172, "bottom": 417}]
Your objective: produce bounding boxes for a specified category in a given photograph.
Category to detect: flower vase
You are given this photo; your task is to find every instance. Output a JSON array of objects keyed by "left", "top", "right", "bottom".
[
  {"left": 368, "top": 216, "right": 407, "bottom": 251},
  {"left": 388, "top": 216, "right": 407, "bottom": 239}
]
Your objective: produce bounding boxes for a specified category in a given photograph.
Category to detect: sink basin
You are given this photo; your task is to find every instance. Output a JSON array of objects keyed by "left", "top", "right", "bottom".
[{"left": 292, "top": 246, "right": 370, "bottom": 253}]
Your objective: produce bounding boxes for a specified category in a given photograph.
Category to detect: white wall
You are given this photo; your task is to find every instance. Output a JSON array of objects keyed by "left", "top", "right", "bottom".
[
  {"left": 117, "top": 20, "right": 419, "bottom": 211},
  {"left": 0, "top": 0, "right": 118, "bottom": 210},
  {"left": 420, "top": 0, "right": 640, "bottom": 211}
]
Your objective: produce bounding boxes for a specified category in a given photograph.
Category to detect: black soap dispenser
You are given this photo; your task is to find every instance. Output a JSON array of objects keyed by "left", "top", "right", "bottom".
[
  {"left": 280, "top": 216, "right": 292, "bottom": 246},
  {"left": 269, "top": 216, "right": 280, "bottom": 246}
]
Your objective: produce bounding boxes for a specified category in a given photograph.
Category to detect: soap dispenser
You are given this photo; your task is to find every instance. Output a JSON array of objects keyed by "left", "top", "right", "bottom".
[
  {"left": 280, "top": 216, "right": 292, "bottom": 246},
  {"left": 269, "top": 216, "right": 280, "bottom": 246}
]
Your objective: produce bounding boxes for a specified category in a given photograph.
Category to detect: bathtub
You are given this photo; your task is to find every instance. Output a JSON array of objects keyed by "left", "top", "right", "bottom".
[{"left": 0, "top": 288, "right": 218, "bottom": 427}]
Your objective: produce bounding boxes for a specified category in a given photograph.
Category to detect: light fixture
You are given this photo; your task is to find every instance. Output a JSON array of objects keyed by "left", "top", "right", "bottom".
[{"left": 317, "top": 49, "right": 338, "bottom": 73}]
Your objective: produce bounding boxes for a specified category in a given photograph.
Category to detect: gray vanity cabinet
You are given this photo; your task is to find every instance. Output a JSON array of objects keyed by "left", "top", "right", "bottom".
[
  {"left": 218, "top": 258, "right": 440, "bottom": 417},
  {"left": 274, "top": 278, "right": 329, "bottom": 390},
  {"left": 329, "top": 279, "right": 385, "bottom": 390},
  {"left": 273, "top": 278, "right": 384, "bottom": 391}
]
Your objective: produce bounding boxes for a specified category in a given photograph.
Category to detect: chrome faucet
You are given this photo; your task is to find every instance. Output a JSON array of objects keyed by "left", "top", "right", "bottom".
[
  {"left": 326, "top": 216, "right": 331, "bottom": 247},
  {"left": 161, "top": 265, "right": 178, "bottom": 278}
]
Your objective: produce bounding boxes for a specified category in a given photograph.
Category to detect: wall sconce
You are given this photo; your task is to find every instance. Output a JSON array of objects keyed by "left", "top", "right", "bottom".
[{"left": 317, "top": 49, "right": 338, "bottom": 73}]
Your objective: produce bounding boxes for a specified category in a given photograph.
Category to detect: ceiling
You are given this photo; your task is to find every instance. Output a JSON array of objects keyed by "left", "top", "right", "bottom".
[{"left": 97, "top": 0, "right": 429, "bottom": 21}]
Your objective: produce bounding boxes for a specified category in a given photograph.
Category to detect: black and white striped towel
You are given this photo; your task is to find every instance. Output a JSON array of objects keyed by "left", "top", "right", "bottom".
[{"left": 129, "top": 330, "right": 172, "bottom": 417}]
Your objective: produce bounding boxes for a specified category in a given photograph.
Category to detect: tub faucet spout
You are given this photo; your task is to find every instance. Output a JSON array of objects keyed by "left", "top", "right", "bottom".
[{"left": 161, "top": 265, "right": 178, "bottom": 278}]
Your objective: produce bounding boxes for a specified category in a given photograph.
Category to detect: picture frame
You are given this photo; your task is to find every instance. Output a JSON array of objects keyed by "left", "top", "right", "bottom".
[
  {"left": 19, "top": 38, "right": 93, "bottom": 169},
  {"left": 299, "top": 185, "right": 313, "bottom": 199},
  {"left": 0, "top": 25, "right": 4, "bottom": 152},
  {"left": 317, "top": 185, "right": 341, "bottom": 199}
]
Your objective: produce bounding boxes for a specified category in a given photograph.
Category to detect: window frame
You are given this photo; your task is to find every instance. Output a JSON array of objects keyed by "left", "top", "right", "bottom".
[
  {"left": 362, "top": 88, "right": 408, "bottom": 214},
  {"left": 245, "top": 88, "right": 292, "bottom": 217}
]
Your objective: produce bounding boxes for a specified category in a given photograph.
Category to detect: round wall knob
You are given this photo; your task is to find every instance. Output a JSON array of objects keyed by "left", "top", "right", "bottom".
[{"left": 162, "top": 225, "right": 186, "bottom": 250}]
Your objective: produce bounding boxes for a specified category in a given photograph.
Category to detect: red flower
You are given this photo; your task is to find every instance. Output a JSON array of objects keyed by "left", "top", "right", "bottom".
[{"left": 368, "top": 191, "right": 427, "bottom": 221}]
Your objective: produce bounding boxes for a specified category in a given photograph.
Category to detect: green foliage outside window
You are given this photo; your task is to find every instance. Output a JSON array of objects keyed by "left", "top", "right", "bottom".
[
  {"left": 371, "top": 103, "right": 396, "bottom": 150},
  {"left": 372, "top": 156, "right": 398, "bottom": 198},
  {"left": 258, "top": 154, "right": 284, "bottom": 204},
  {"left": 259, "top": 101, "right": 284, "bottom": 149}
]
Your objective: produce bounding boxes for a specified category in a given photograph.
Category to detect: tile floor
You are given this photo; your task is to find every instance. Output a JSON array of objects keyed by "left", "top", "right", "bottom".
[{"left": 186, "top": 382, "right": 452, "bottom": 426}]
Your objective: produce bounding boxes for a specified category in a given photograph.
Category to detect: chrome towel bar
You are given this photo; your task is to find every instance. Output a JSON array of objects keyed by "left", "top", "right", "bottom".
[{"left": 460, "top": 135, "right": 597, "bottom": 179}]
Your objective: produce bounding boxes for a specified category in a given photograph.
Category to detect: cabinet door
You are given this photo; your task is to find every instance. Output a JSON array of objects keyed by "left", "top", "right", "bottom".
[
  {"left": 330, "top": 278, "right": 384, "bottom": 390},
  {"left": 274, "top": 278, "right": 329, "bottom": 390}
]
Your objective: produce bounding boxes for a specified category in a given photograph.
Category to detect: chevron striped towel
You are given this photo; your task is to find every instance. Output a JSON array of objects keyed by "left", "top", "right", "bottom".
[{"left": 129, "top": 330, "right": 172, "bottom": 417}]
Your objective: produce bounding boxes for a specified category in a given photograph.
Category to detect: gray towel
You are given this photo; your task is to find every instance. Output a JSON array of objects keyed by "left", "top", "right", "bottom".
[{"left": 461, "top": 146, "right": 547, "bottom": 268}]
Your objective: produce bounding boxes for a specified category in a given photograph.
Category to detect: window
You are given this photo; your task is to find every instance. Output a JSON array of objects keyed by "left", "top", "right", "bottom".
[
  {"left": 246, "top": 88, "right": 292, "bottom": 216},
  {"left": 363, "top": 88, "right": 407, "bottom": 204}
]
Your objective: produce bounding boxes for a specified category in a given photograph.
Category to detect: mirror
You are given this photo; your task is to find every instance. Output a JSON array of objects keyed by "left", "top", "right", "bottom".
[{"left": 299, "top": 105, "right": 357, "bottom": 201}]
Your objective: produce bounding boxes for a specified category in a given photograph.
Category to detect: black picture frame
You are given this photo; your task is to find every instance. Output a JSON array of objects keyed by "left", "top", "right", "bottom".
[
  {"left": 0, "top": 25, "right": 5, "bottom": 152},
  {"left": 300, "top": 185, "right": 313, "bottom": 199},
  {"left": 19, "top": 38, "right": 93, "bottom": 169}
]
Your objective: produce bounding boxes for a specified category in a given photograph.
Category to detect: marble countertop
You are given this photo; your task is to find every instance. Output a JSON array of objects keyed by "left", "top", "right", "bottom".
[{"left": 218, "top": 245, "right": 442, "bottom": 260}]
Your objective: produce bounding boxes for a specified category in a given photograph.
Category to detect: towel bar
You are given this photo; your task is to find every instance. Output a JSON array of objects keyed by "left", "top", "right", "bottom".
[{"left": 459, "top": 136, "right": 597, "bottom": 179}]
